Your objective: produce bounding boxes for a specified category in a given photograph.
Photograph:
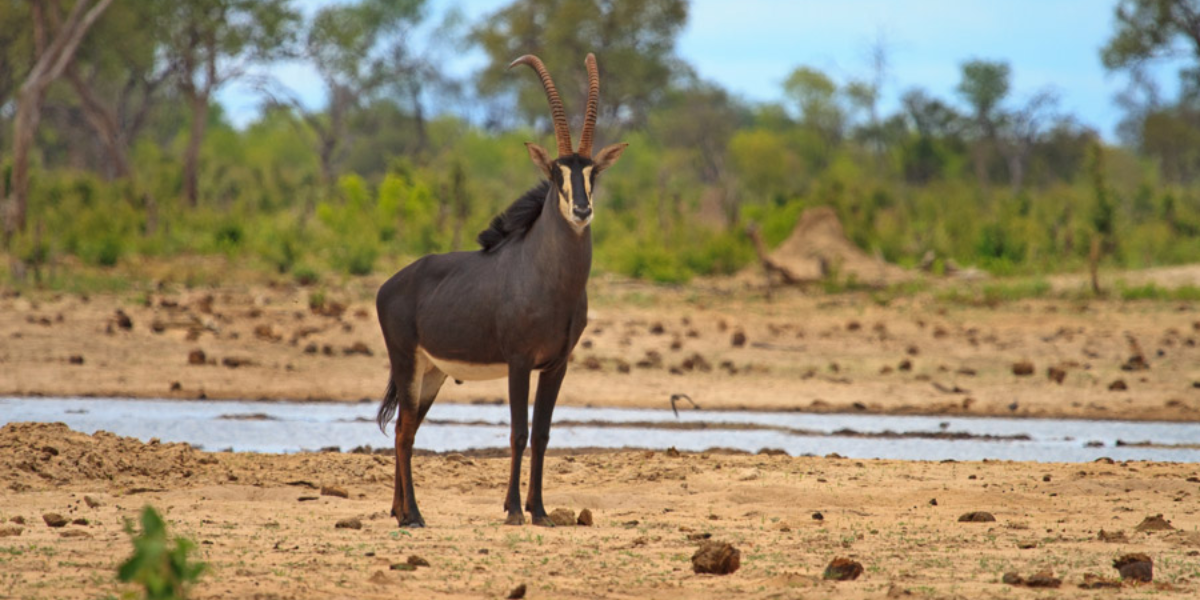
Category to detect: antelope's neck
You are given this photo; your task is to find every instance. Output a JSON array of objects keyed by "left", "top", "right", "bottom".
[{"left": 524, "top": 193, "right": 592, "bottom": 298}]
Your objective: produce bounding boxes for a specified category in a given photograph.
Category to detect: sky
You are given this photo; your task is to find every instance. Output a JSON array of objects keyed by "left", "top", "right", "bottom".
[{"left": 218, "top": 0, "right": 1189, "bottom": 141}]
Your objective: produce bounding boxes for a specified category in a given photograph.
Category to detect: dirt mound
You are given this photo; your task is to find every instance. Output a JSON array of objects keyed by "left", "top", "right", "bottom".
[
  {"left": 749, "top": 206, "right": 910, "bottom": 286},
  {"left": 0, "top": 422, "right": 221, "bottom": 491}
]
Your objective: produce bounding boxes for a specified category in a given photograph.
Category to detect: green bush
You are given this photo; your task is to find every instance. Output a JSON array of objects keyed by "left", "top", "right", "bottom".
[{"left": 117, "top": 506, "right": 206, "bottom": 600}]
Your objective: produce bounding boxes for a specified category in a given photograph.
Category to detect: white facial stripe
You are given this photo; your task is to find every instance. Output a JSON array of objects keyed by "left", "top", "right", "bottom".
[{"left": 582, "top": 166, "right": 593, "bottom": 196}]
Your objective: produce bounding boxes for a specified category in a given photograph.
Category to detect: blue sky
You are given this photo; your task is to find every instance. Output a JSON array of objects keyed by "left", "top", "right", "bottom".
[{"left": 218, "top": 0, "right": 1188, "bottom": 141}]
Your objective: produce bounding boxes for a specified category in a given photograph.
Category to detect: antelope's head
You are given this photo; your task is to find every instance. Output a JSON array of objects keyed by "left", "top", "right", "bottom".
[{"left": 511, "top": 54, "right": 627, "bottom": 233}]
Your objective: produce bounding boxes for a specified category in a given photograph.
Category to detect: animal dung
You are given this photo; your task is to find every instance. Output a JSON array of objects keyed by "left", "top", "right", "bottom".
[
  {"left": 691, "top": 541, "right": 741, "bottom": 575},
  {"left": 187, "top": 349, "right": 207, "bottom": 365},
  {"left": 548, "top": 508, "right": 576, "bottom": 527},
  {"left": 1108, "top": 379, "right": 1128, "bottom": 391},
  {"left": 577, "top": 508, "right": 594, "bottom": 526},
  {"left": 41, "top": 513, "right": 68, "bottom": 528},
  {"left": 334, "top": 517, "right": 362, "bottom": 530},
  {"left": 823, "top": 557, "right": 863, "bottom": 581}
]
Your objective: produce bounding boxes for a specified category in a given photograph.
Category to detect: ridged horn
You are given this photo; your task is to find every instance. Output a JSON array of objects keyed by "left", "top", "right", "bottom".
[
  {"left": 578, "top": 53, "right": 600, "bottom": 158},
  {"left": 509, "top": 54, "right": 573, "bottom": 157}
]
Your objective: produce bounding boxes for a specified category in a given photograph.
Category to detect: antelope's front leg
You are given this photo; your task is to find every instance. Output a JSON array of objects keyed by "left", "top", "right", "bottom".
[
  {"left": 503, "top": 364, "right": 532, "bottom": 525},
  {"left": 527, "top": 364, "right": 565, "bottom": 526}
]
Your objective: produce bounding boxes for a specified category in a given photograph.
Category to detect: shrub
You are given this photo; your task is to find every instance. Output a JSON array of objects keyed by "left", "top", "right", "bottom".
[{"left": 117, "top": 506, "right": 206, "bottom": 600}]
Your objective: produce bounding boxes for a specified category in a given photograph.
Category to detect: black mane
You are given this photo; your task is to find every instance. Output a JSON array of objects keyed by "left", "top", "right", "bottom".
[{"left": 477, "top": 180, "right": 550, "bottom": 252}]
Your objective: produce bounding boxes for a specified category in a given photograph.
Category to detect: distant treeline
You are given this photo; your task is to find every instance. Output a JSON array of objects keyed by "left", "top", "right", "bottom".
[{"left": 2, "top": 0, "right": 1199, "bottom": 285}]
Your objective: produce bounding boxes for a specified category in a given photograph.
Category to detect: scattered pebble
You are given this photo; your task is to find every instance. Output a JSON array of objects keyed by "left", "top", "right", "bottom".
[
  {"left": 731, "top": 331, "right": 747, "bottom": 347},
  {"left": 823, "top": 557, "right": 863, "bottom": 581},
  {"left": 406, "top": 555, "right": 430, "bottom": 568},
  {"left": 957, "top": 511, "right": 996, "bottom": 523},
  {"left": 42, "top": 513, "right": 68, "bottom": 528},
  {"left": 334, "top": 518, "right": 362, "bottom": 530},
  {"left": 548, "top": 508, "right": 576, "bottom": 527},
  {"left": 1011, "top": 361, "right": 1034, "bottom": 376},
  {"left": 691, "top": 541, "right": 741, "bottom": 575},
  {"left": 188, "top": 349, "right": 207, "bottom": 365},
  {"left": 1046, "top": 366, "right": 1066, "bottom": 384},
  {"left": 577, "top": 508, "right": 594, "bottom": 527},
  {"left": 321, "top": 485, "right": 349, "bottom": 499},
  {"left": 1108, "top": 379, "right": 1128, "bottom": 391},
  {"left": 0, "top": 525, "right": 22, "bottom": 538}
]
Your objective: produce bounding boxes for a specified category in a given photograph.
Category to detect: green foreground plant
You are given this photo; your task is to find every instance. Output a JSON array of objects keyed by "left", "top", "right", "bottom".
[{"left": 117, "top": 506, "right": 206, "bottom": 600}]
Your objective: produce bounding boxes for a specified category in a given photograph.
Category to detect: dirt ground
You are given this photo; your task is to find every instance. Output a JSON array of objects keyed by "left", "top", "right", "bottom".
[
  {"left": 4, "top": 271, "right": 1200, "bottom": 597},
  {"left": 2, "top": 421, "right": 1200, "bottom": 599},
  {"left": 2, "top": 273, "right": 1199, "bottom": 421}
]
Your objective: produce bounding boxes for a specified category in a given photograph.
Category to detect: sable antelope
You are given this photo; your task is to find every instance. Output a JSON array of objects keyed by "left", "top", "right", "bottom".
[{"left": 375, "top": 53, "right": 626, "bottom": 527}]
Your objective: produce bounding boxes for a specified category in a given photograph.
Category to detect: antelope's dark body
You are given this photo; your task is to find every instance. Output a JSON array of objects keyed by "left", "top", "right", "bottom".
[{"left": 374, "top": 53, "right": 625, "bottom": 528}]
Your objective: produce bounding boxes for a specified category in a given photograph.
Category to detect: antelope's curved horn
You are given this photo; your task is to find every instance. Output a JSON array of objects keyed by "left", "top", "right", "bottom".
[
  {"left": 578, "top": 53, "right": 600, "bottom": 158},
  {"left": 509, "top": 54, "right": 573, "bottom": 157}
]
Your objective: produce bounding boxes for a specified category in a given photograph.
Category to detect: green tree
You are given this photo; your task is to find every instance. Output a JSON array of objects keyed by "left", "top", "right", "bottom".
[
  {"left": 160, "top": 0, "right": 300, "bottom": 206},
  {"left": 783, "top": 66, "right": 844, "bottom": 144},
  {"left": 956, "top": 59, "right": 1010, "bottom": 183},
  {"left": 472, "top": 0, "right": 687, "bottom": 134}
]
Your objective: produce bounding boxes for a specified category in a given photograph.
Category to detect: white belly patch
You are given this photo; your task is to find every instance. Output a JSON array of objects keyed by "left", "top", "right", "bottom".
[{"left": 419, "top": 347, "right": 508, "bottom": 381}]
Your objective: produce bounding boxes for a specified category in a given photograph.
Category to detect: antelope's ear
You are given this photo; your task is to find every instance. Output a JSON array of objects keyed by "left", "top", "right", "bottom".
[
  {"left": 592, "top": 142, "right": 628, "bottom": 173},
  {"left": 525, "top": 142, "right": 554, "bottom": 178}
]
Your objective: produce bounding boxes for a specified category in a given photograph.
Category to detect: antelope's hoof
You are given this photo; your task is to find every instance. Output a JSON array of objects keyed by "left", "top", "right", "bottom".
[
  {"left": 504, "top": 512, "right": 526, "bottom": 526},
  {"left": 531, "top": 515, "right": 556, "bottom": 527},
  {"left": 397, "top": 514, "right": 426, "bottom": 528}
]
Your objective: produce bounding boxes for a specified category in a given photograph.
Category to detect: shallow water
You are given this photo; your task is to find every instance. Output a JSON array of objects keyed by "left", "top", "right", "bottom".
[{"left": 3, "top": 396, "right": 1199, "bottom": 462}]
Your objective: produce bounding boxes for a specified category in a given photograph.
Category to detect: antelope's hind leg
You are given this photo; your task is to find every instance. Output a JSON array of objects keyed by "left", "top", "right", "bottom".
[
  {"left": 527, "top": 364, "right": 566, "bottom": 526},
  {"left": 390, "top": 353, "right": 432, "bottom": 528}
]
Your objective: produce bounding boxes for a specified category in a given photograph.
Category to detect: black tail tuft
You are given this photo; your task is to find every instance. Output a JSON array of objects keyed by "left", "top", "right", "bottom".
[{"left": 377, "top": 378, "right": 399, "bottom": 434}]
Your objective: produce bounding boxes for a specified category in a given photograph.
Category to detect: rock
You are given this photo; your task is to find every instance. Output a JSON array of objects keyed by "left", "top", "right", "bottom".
[
  {"left": 188, "top": 349, "right": 207, "bottom": 365},
  {"left": 1001, "top": 572, "right": 1023, "bottom": 585},
  {"left": 577, "top": 508, "right": 594, "bottom": 527},
  {"left": 71, "top": 518, "right": 88, "bottom": 526},
  {"left": 42, "top": 513, "right": 68, "bottom": 528},
  {"left": 823, "top": 557, "right": 863, "bottom": 581},
  {"left": 1047, "top": 366, "right": 1066, "bottom": 384},
  {"left": 731, "top": 331, "right": 747, "bottom": 347},
  {"left": 114, "top": 309, "right": 133, "bottom": 330},
  {"left": 1012, "top": 360, "right": 1034, "bottom": 376},
  {"left": 1108, "top": 379, "right": 1128, "bottom": 391},
  {"left": 334, "top": 517, "right": 362, "bottom": 530},
  {"left": 406, "top": 555, "right": 430, "bottom": 568},
  {"left": 68, "top": 354, "right": 84, "bottom": 365},
  {"left": 1121, "top": 354, "right": 1149, "bottom": 371},
  {"left": 812, "top": 512, "right": 824, "bottom": 521},
  {"left": 691, "top": 541, "right": 741, "bottom": 575},
  {"left": 1135, "top": 514, "right": 1174, "bottom": 532},
  {"left": 547, "top": 508, "right": 575, "bottom": 527},
  {"left": 1079, "top": 574, "right": 1123, "bottom": 589},
  {"left": 321, "top": 485, "right": 349, "bottom": 499},
  {"left": 507, "top": 583, "right": 527, "bottom": 599},
  {"left": 0, "top": 525, "right": 22, "bottom": 537},
  {"left": 957, "top": 511, "right": 996, "bottom": 522},
  {"left": 1114, "top": 553, "right": 1153, "bottom": 582},
  {"left": 10, "top": 516, "right": 25, "bottom": 525},
  {"left": 1025, "top": 571, "right": 1061, "bottom": 588}
]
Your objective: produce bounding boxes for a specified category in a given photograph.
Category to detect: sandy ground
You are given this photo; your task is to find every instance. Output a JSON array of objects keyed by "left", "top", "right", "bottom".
[
  {"left": 2, "top": 274, "right": 1199, "bottom": 421},
  {"left": 2, "top": 422, "right": 1200, "bottom": 599}
]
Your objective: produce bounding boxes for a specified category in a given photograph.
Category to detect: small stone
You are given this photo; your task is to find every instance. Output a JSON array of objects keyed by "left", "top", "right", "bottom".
[
  {"left": 68, "top": 355, "right": 84, "bottom": 365},
  {"left": 334, "top": 517, "right": 362, "bottom": 530},
  {"left": 188, "top": 349, "right": 206, "bottom": 365},
  {"left": 406, "top": 555, "right": 430, "bottom": 568},
  {"left": 0, "top": 525, "right": 22, "bottom": 537},
  {"left": 321, "top": 485, "right": 349, "bottom": 499},
  {"left": 1012, "top": 360, "right": 1034, "bottom": 376},
  {"left": 577, "top": 508, "right": 594, "bottom": 527},
  {"left": 1108, "top": 379, "right": 1128, "bottom": 391},
  {"left": 957, "top": 511, "right": 996, "bottom": 522},
  {"left": 507, "top": 583, "right": 527, "bottom": 599},
  {"left": 71, "top": 518, "right": 89, "bottom": 526},
  {"left": 823, "top": 557, "right": 863, "bottom": 581},
  {"left": 731, "top": 331, "right": 747, "bottom": 347},
  {"left": 114, "top": 310, "right": 133, "bottom": 330},
  {"left": 1114, "top": 553, "right": 1153, "bottom": 582},
  {"left": 42, "top": 513, "right": 68, "bottom": 528},
  {"left": 548, "top": 508, "right": 576, "bottom": 527},
  {"left": 1047, "top": 366, "right": 1066, "bottom": 384},
  {"left": 812, "top": 512, "right": 824, "bottom": 521},
  {"left": 1025, "top": 571, "right": 1061, "bottom": 588},
  {"left": 1001, "top": 572, "right": 1023, "bottom": 585},
  {"left": 691, "top": 541, "right": 741, "bottom": 575}
]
